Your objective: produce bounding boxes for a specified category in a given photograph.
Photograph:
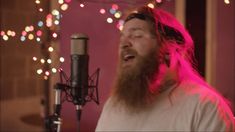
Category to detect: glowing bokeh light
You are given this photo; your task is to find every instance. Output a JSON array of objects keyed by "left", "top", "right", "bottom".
[
  {"left": 48, "top": 46, "right": 54, "bottom": 52},
  {"left": 80, "top": 4, "right": 85, "bottom": 8},
  {"left": 44, "top": 76, "right": 48, "bottom": 80},
  {"left": 156, "top": 0, "right": 162, "bottom": 3},
  {"left": 61, "top": 3, "right": 68, "bottom": 10},
  {"left": 147, "top": 3, "right": 155, "bottom": 9},
  {"left": 65, "top": 0, "right": 71, "bottom": 3},
  {"left": 52, "top": 9, "right": 59, "bottom": 16},
  {"left": 52, "top": 68, "right": 57, "bottom": 73},
  {"left": 11, "top": 31, "right": 16, "bottom": 37},
  {"left": 35, "top": 0, "right": 40, "bottom": 4},
  {"left": 114, "top": 11, "right": 122, "bottom": 18},
  {"left": 37, "top": 69, "right": 43, "bottom": 74},
  {"left": 40, "top": 59, "right": 45, "bottom": 64},
  {"left": 109, "top": 8, "right": 116, "bottom": 14},
  {"left": 58, "top": 0, "right": 64, "bottom": 4},
  {"left": 33, "top": 57, "right": 37, "bottom": 61},
  {"left": 224, "top": 0, "right": 230, "bottom": 4},
  {"left": 54, "top": 20, "right": 59, "bottom": 25},
  {"left": 52, "top": 33, "right": 58, "bottom": 38},
  {"left": 36, "top": 37, "right": 41, "bottom": 42},
  {"left": 7, "top": 30, "right": 12, "bottom": 36},
  {"left": 59, "top": 57, "right": 65, "bottom": 62},
  {"left": 100, "top": 8, "right": 106, "bottom": 14},
  {"left": 39, "top": 8, "right": 43, "bottom": 12},
  {"left": 29, "top": 26, "right": 34, "bottom": 31},
  {"left": 112, "top": 4, "right": 119, "bottom": 10},
  {"left": 22, "top": 31, "right": 27, "bottom": 36},
  {"left": 28, "top": 34, "right": 34, "bottom": 40},
  {"left": 47, "top": 59, "right": 52, "bottom": 64},
  {"left": 1, "top": 31, "right": 5, "bottom": 36},
  {"left": 107, "top": 17, "right": 113, "bottom": 23},
  {"left": 20, "top": 36, "right": 26, "bottom": 41},
  {"left": 38, "top": 21, "right": 43, "bottom": 27},
  {"left": 36, "top": 30, "right": 42, "bottom": 36},
  {"left": 45, "top": 71, "right": 50, "bottom": 76},
  {"left": 3, "top": 35, "right": 9, "bottom": 41},
  {"left": 25, "top": 26, "right": 31, "bottom": 32}
]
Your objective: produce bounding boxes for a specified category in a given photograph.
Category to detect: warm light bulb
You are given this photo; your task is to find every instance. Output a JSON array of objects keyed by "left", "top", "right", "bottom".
[
  {"left": 35, "top": 0, "right": 40, "bottom": 4},
  {"left": 48, "top": 46, "right": 54, "bottom": 52},
  {"left": 44, "top": 76, "right": 48, "bottom": 80},
  {"left": 224, "top": 0, "right": 230, "bottom": 4},
  {"left": 147, "top": 3, "right": 155, "bottom": 9},
  {"left": 28, "top": 34, "right": 34, "bottom": 40},
  {"left": 40, "top": 59, "right": 45, "bottom": 63},
  {"left": 3, "top": 35, "right": 9, "bottom": 41},
  {"left": 80, "top": 3, "right": 85, "bottom": 7},
  {"left": 37, "top": 69, "right": 43, "bottom": 74},
  {"left": 59, "top": 57, "right": 65, "bottom": 62},
  {"left": 61, "top": 3, "right": 68, "bottom": 11},
  {"left": 52, "top": 32, "right": 58, "bottom": 38},
  {"left": 45, "top": 71, "right": 50, "bottom": 76},
  {"left": 47, "top": 59, "right": 52, "bottom": 64},
  {"left": 107, "top": 17, "right": 113, "bottom": 23},
  {"left": 52, "top": 68, "right": 57, "bottom": 73},
  {"left": 33, "top": 57, "right": 37, "bottom": 61}
]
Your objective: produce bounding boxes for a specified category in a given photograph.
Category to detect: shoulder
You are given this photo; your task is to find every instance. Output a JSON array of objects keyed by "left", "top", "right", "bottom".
[{"left": 175, "top": 80, "right": 235, "bottom": 131}]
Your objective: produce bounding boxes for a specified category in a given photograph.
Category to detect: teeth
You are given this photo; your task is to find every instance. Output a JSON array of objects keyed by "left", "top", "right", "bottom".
[{"left": 124, "top": 54, "right": 135, "bottom": 61}]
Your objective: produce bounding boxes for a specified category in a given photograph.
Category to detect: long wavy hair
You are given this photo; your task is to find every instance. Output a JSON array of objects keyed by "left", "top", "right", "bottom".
[{"left": 124, "top": 6, "right": 209, "bottom": 88}]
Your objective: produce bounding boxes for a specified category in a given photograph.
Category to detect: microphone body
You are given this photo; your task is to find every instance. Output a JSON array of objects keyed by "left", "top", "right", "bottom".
[{"left": 70, "top": 33, "right": 89, "bottom": 106}]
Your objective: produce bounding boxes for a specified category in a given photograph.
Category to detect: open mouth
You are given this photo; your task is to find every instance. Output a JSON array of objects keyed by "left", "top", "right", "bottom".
[{"left": 124, "top": 54, "right": 135, "bottom": 62}]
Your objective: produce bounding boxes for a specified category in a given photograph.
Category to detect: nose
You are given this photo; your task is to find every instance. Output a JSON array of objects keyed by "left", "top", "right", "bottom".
[{"left": 120, "top": 37, "right": 132, "bottom": 49}]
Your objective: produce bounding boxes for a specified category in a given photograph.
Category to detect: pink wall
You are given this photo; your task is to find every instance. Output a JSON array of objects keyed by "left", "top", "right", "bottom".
[
  {"left": 59, "top": 1, "right": 175, "bottom": 131},
  {"left": 216, "top": 0, "right": 235, "bottom": 112}
]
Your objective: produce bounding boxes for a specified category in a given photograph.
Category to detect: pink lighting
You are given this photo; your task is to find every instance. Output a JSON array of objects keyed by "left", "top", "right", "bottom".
[
  {"left": 112, "top": 4, "right": 119, "bottom": 10},
  {"left": 100, "top": 9, "right": 106, "bottom": 14},
  {"left": 36, "top": 30, "right": 42, "bottom": 36}
]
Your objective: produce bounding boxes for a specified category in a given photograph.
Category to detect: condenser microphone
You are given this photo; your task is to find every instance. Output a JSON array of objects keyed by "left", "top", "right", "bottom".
[{"left": 70, "top": 33, "right": 89, "bottom": 108}]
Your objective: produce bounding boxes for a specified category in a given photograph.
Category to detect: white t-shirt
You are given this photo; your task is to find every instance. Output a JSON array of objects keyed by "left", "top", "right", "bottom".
[{"left": 96, "top": 81, "right": 235, "bottom": 131}]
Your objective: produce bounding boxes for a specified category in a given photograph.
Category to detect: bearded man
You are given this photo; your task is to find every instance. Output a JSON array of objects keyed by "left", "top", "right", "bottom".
[{"left": 96, "top": 6, "right": 235, "bottom": 131}]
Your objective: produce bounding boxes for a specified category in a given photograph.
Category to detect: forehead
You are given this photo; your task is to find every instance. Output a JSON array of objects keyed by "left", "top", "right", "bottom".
[{"left": 122, "top": 18, "right": 151, "bottom": 32}]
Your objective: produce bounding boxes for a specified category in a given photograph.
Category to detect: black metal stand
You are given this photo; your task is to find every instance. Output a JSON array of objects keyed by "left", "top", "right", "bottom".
[{"left": 45, "top": 68, "right": 100, "bottom": 132}]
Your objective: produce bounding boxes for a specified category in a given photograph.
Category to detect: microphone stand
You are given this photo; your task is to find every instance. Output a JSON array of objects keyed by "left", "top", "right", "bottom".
[{"left": 45, "top": 68, "right": 100, "bottom": 132}]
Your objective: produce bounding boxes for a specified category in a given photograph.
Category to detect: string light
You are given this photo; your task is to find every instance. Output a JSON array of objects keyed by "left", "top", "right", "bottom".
[
  {"left": 61, "top": 3, "right": 69, "bottom": 11},
  {"left": 48, "top": 46, "right": 54, "bottom": 52},
  {"left": 100, "top": 8, "right": 106, "bottom": 14},
  {"left": 224, "top": 0, "right": 230, "bottom": 4},
  {"left": 58, "top": 0, "right": 64, "bottom": 4},
  {"left": 3, "top": 35, "right": 9, "bottom": 41},
  {"left": 147, "top": 3, "right": 155, "bottom": 9},
  {"left": 40, "top": 59, "right": 45, "bottom": 64},
  {"left": 33, "top": 57, "right": 37, "bottom": 61},
  {"left": 37, "top": 69, "right": 43, "bottom": 74},
  {"left": 28, "top": 34, "right": 34, "bottom": 40},
  {"left": 45, "top": 71, "right": 50, "bottom": 76},
  {"left": 59, "top": 57, "right": 65, "bottom": 62},
  {"left": 80, "top": 4, "right": 85, "bottom": 8},
  {"left": 39, "top": 8, "right": 43, "bottom": 12},
  {"left": 35, "top": 0, "right": 40, "bottom": 4},
  {"left": 107, "top": 17, "right": 113, "bottom": 23},
  {"left": 20, "top": 36, "right": 26, "bottom": 41},
  {"left": 47, "top": 59, "right": 52, "bottom": 64},
  {"left": 156, "top": 0, "right": 162, "bottom": 3},
  {"left": 52, "top": 68, "right": 57, "bottom": 73},
  {"left": 52, "top": 32, "right": 58, "bottom": 38}
]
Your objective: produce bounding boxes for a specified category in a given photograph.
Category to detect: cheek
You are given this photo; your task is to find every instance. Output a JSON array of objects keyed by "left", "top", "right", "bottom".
[{"left": 135, "top": 40, "right": 157, "bottom": 56}]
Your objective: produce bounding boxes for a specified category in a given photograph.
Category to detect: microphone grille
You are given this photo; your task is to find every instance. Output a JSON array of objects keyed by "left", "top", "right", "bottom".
[{"left": 71, "top": 33, "right": 89, "bottom": 55}]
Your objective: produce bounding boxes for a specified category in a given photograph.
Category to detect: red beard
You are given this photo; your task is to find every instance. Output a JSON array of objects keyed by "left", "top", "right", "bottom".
[{"left": 112, "top": 48, "right": 160, "bottom": 112}]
